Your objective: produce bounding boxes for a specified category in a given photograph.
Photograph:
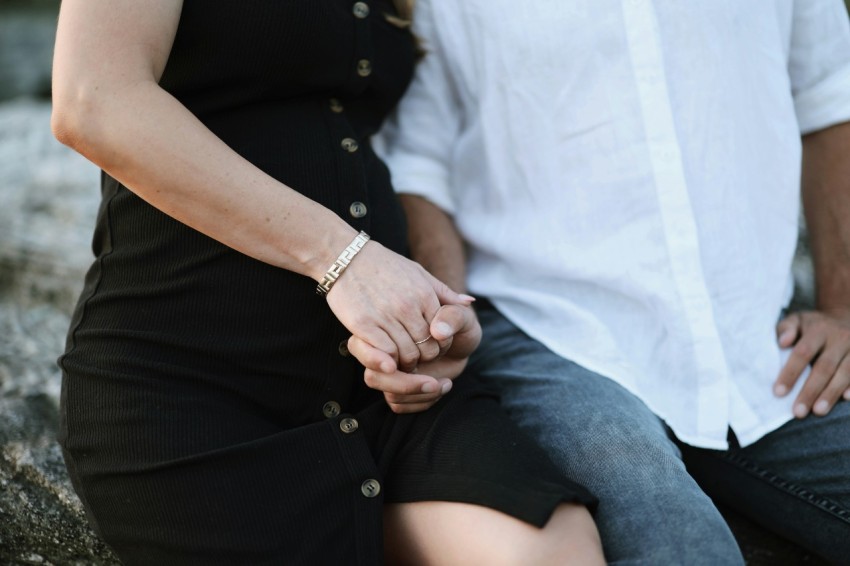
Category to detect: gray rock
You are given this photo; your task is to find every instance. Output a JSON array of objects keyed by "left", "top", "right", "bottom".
[
  {"left": 0, "top": 99, "right": 118, "bottom": 565},
  {"left": 0, "top": 395, "right": 119, "bottom": 566}
]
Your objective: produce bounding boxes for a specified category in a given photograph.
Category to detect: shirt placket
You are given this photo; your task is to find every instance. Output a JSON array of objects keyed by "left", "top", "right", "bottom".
[{"left": 622, "top": 0, "right": 732, "bottom": 439}]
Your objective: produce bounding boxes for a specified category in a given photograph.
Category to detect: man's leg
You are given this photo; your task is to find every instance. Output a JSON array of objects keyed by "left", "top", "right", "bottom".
[
  {"left": 470, "top": 307, "right": 743, "bottom": 566},
  {"left": 680, "top": 401, "right": 850, "bottom": 563}
]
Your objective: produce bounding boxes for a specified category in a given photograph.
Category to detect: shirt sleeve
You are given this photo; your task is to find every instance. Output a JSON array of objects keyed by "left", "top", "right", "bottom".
[
  {"left": 789, "top": 0, "right": 850, "bottom": 134},
  {"left": 376, "top": 0, "right": 462, "bottom": 215}
]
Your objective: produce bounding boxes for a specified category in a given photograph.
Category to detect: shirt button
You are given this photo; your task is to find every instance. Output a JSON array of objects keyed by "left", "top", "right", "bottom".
[
  {"left": 340, "top": 417, "right": 359, "bottom": 434},
  {"left": 352, "top": 2, "right": 370, "bottom": 18},
  {"left": 349, "top": 201, "right": 368, "bottom": 218},
  {"left": 338, "top": 339, "right": 350, "bottom": 357},
  {"left": 357, "top": 59, "right": 372, "bottom": 77},
  {"left": 322, "top": 401, "right": 341, "bottom": 419},
  {"left": 329, "top": 98, "right": 344, "bottom": 113},
  {"left": 361, "top": 478, "right": 381, "bottom": 498},
  {"left": 341, "top": 137, "right": 359, "bottom": 153}
]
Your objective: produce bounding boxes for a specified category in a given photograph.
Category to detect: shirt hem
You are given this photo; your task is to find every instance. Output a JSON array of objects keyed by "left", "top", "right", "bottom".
[
  {"left": 731, "top": 413, "right": 796, "bottom": 449},
  {"left": 489, "top": 298, "right": 798, "bottom": 452}
]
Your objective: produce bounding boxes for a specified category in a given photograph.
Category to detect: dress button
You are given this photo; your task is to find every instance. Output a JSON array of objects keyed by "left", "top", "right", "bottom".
[
  {"left": 338, "top": 339, "right": 350, "bottom": 357},
  {"left": 340, "top": 417, "right": 359, "bottom": 434},
  {"left": 322, "top": 401, "right": 341, "bottom": 419},
  {"left": 329, "top": 98, "right": 344, "bottom": 113},
  {"left": 341, "top": 137, "right": 359, "bottom": 153},
  {"left": 352, "top": 2, "right": 370, "bottom": 18},
  {"left": 357, "top": 59, "right": 372, "bottom": 77},
  {"left": 349, "top": 201, "right": 368, "bottom": 218},
  {"left": 361, "top": 478, "right": 381, "bottom": 498}
]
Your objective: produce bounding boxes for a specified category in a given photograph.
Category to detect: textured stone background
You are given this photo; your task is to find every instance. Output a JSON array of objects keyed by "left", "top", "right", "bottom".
[
  {"left": 1, "top": 3, "right": 119, "bottom": 563},
  {"left": 0, "top": 1, "right": 837, "bottom": 565}
]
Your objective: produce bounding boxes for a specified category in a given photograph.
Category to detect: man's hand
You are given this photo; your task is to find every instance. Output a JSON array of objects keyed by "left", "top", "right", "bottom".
[
  {"left": 348, "top": 303, "right": 482, "bottom": 413},
  {"left": 774, "top": 309, "right": 850, "bottom": 418}
]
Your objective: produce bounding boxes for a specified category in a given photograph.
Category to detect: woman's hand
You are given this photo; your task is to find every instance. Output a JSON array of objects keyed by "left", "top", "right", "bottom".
[
  {"left": 346, "top": 303, "right": 482, "bottom": 413},
  {"left": 325, "top": 239, "right": 474, "bottom": 373}
]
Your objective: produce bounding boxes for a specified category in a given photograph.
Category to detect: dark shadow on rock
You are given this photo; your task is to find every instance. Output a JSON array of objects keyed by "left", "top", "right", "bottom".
[{"left": 0, "top": 395, "right": 120, "bottom": 565}]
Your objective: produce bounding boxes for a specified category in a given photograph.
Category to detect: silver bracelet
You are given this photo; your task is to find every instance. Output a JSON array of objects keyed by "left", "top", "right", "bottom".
[{"left": 316, "top": 231, "right": 371, "bottom": 297}]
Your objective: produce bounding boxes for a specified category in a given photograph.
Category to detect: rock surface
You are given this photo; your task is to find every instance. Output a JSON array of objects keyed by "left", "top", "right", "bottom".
[
  {"left": 0, "top": 9, "right": 118, "bottom": 564},
  {"left": 0, "top": 99, "right": 120, "bottom": 565}
]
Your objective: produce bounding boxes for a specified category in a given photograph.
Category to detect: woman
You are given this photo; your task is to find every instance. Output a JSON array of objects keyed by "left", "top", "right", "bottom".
[{"left": 51, "top": 1, "right": 604, "bottom": 563}]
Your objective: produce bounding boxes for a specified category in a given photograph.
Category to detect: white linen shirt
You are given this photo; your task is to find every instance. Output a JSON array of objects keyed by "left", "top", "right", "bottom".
[{"left": 378, "top": 0, "right": 850, "bottom": 448}]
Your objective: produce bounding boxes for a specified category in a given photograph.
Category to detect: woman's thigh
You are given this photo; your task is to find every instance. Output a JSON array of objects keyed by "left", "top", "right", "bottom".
[{"left": 384, "top": 501, "right": 604, "bottom": 566}]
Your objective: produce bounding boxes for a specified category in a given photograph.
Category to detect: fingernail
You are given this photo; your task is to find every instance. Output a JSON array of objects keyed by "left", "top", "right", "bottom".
[
  {"left": 793, "top": 403, "right": 809, "bottom": 418},
  {"left": 773, "top": 384, "right": 788, "bottom": 397},
  {"left": 433, "top": 322, "right": 452, "bottom": 338},
  {"left": 813, "top": 400, "right": 829, "bottom": 415},
  {"left": 440, "top": 381, "right": 453, "bottom": 395},
  {"left": 844, "top": 390, "right": 850, "bottom": 401},
  {"left": 421, "top": 381, "right": 438, "bottom": 394},
  {"left": 459, "top": 294, "right": 476, "bottom": 302}
]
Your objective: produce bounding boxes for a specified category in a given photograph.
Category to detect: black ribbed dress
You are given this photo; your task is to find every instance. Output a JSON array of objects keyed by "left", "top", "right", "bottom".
[{"left": 57, "top": 1, "right": 596, "bottom": 564}]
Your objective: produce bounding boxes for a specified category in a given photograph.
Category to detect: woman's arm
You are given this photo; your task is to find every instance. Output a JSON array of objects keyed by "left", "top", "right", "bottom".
[
  {"left": 52, "top": 0, "right": 468, "bottom": 377},
  {"left": 52, "top": 0, "right": 357, "bottom": 280}
]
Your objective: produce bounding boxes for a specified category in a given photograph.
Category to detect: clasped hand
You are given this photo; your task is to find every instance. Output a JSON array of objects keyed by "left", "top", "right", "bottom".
[
  {"left": 324, "top": 240, "right": 480, "bottom": 413},
  {"left": 348, "top": 303, "right": 481, "bottom": 413}
]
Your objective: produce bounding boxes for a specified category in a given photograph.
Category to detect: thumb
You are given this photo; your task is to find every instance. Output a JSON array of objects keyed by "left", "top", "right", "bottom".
[
  {"left": 776, "top": 313, "right": 801, "bottom": 349},
  {"left": 430, "top": 304, "right": 474, "bottom": 341},
  {"left": 431, "top": 303, "right": 481, "bottom": 360}
]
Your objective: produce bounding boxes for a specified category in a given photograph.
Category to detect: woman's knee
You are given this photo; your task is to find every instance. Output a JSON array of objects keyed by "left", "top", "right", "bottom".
[
  {"left": 383, "top": 501, "right": 603, "bottom": 566},
  {"left": 530, "top": 503, "right": 605, "bottom": 566}
]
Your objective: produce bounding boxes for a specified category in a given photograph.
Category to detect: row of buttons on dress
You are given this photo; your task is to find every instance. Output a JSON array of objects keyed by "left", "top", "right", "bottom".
[
  {"left": 321, "top": 400, "right": 382, "bottom": 498},
  {"left": 351, "top": 2, "right": 373, "bottom": 78},
  {"left": 327, "top": 2, "right": 374, "bottom": 221},
  {"left": 316, "top": 2, "right": 381, "bottom": 500},
  {"left": 352, "top": 1, "right": 374, "bottom": 79},
  {"left": 329, "top": 99, "right": 368, "bottom": 220}
]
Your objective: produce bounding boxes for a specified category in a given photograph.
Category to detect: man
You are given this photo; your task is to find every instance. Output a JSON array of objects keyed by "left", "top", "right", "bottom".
[{"left": 377, "top": 0, "right": 850, "bottom": 562}]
